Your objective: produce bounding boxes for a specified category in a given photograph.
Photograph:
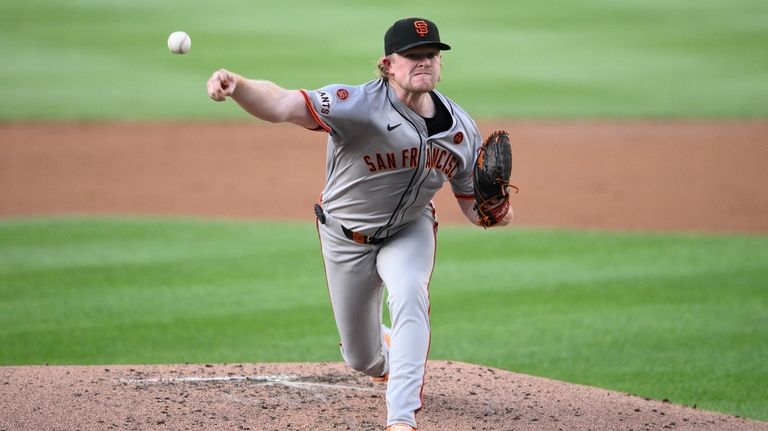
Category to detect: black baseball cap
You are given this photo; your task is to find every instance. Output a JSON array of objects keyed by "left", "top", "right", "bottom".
[{"left": 384, "top": 17, "right": 451, "bottom": 55}]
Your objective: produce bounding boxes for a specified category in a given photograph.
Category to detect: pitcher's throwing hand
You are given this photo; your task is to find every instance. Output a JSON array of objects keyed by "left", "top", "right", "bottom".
[{"left": 207, "top": 69, "right": 238, "bottom": 101}]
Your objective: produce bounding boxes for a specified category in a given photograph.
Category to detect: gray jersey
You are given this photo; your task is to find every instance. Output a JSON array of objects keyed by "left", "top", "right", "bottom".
[{"left": 301, "top": 79, "right": 481, "bottom": 238}]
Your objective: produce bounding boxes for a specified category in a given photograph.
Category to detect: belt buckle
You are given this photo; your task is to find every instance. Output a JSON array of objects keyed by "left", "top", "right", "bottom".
[{"left": 352, "top": 231, "right": 367, "bottom": 244}]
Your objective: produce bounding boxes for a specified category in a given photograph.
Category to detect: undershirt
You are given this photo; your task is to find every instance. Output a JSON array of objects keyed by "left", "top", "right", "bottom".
[{"left": 422, "top": 91, "right": 452, "bottom": 136}]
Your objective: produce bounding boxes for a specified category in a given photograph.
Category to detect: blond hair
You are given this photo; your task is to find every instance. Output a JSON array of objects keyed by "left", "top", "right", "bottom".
[{"left": 376, "top": 56, "right": 391, "bottom": 80}]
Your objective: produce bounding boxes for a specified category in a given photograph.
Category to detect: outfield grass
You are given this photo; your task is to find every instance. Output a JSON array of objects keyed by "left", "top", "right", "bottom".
[
  {"left": 1, "top": 0, "right": 766, "bottom": 119},
  {"left": 1, "top": 217, "right": 766, "bottom": 420}
]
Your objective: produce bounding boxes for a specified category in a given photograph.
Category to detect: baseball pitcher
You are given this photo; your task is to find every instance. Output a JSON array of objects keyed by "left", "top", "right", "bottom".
[{"left": 207, "top": 17, "right": 514, "bottom": 431}]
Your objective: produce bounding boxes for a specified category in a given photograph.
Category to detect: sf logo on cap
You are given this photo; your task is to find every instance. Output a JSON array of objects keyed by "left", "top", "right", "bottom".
[{"left": 414, "top": 20, "right": 429, "bottom": 37}]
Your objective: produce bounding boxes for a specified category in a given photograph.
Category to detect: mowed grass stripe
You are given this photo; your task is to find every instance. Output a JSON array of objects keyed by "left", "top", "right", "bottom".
[
  {"left": 1, "top": 0, "right": 766, "bottom": 119},
  {"left": 0, "top": 217, "right": 766, "bottom": 419}
]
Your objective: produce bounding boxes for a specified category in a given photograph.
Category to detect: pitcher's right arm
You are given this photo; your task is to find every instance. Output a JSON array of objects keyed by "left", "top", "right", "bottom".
[{"left": 207, "top": 69, "right": 318, "bottom": 130}]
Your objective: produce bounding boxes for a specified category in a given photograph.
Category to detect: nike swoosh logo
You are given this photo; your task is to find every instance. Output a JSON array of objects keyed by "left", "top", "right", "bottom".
[{"left": 387, "top": 123, "right": 402, "bottom": 132}]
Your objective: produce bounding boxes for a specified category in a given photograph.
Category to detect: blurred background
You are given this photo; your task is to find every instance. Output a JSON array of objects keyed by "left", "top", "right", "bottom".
[
  {"left": 1, "top": 0, "right": 767, "bottom": 422},
  {"left": 1, "top": 0, "right": 766, "bottom": 120}
]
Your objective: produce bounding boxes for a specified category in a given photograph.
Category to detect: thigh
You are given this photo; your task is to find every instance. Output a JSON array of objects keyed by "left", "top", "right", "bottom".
[
  {"left": 376, "top": 208, "right": 438, "bottom": 295},
  {"left": 318, "top": 221, "right": 385, "bottom": 359}
]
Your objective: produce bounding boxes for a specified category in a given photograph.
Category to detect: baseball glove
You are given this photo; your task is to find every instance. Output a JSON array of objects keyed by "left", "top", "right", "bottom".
[{"left": 473, "top": 130, "right": 516, "bottom": 228}]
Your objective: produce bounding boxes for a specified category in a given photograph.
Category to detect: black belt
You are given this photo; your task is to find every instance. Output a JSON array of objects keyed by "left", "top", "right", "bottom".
[
  {"left": 340, "top": 225, "right": 387, "bottom": 245},
  {"left": 314, "top": 204, "right": 387, "bottom": 245}
]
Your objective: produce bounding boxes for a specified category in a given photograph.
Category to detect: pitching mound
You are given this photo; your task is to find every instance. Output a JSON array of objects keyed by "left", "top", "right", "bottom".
[{"left": 1, "top": 361, "right": 765, "bottom": 431}]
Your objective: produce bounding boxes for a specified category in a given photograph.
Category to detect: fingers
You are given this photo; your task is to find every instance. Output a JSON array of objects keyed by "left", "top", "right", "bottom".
[{"left": 207, "top": 69, "right": 236, "bottom": 102}]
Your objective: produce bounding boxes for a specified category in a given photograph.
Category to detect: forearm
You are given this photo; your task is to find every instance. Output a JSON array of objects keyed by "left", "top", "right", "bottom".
[
  {"left": 457, "top": 198, "right": 482, "bottom": 226},
  {"left": 230, "top": 76, "right": 296, "bottom": 123},
  {"left": 207, "top": 69, "right": 316, "bottom": 128}
]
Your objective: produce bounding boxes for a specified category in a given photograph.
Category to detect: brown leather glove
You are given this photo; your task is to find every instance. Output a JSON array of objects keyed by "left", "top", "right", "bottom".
[{"left": 473, "top": 130, "right": 515, "bottom": 228}]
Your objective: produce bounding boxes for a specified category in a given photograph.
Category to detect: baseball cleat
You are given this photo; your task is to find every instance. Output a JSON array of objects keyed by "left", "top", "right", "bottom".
[
  {"left": 372, "top": 373, "right": 389, "bottom": 383},
  {"left": 385, "top": 424, "right": 416, "bottom": 431},
  {"left": 372, "top": 325, "right": 392, "bottom": 383}
]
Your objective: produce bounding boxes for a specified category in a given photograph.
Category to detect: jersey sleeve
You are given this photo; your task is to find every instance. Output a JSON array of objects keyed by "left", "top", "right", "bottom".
[{"left": 300, "top": 84, "right": 368, "bottom": 140}]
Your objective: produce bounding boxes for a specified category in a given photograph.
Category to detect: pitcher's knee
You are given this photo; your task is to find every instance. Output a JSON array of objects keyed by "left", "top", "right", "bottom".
[
  {"left": 340, "top": 342, "right": 383, "bottom": 374},
  {"left": 345, "top": 353, "right": 385, "bottom": 376}
]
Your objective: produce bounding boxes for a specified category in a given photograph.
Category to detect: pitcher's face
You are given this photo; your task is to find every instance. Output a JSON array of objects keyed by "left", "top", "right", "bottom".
[{"left": 386, "top": 46, "right": 442, "bottom": 93}]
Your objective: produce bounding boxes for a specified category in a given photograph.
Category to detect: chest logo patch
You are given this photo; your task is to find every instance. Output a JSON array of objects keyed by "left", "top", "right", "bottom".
[
  {"left": 453, "top": 131, "right": 464, "bottom": 144},
  {"left": 336, "top": 89, "right": 349, "bottom": 100}
]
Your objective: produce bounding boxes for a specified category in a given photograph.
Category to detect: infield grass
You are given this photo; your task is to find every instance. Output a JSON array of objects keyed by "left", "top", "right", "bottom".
[
  {"left": 1, "top": 0, "right": 767, "bottom": 119},
  {"left": 1, "top": 217, "right": 766, "bottom": 420}
]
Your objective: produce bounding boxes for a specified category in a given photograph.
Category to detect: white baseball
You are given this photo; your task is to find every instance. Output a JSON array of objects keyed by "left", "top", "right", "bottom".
[{"left": 167, "top": 31, "right": 191, "bottom": 54}]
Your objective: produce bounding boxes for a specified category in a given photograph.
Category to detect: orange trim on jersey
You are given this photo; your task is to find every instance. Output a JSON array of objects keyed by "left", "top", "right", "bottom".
[
  {"left": 454, "top": 193, "right": 475, "bottom": 200},
  {"left": 428, "top": 201, "right": 438, "bottom": 222},
  {"left": 299, "top": 89, "right": 332, "bottom": 133}
]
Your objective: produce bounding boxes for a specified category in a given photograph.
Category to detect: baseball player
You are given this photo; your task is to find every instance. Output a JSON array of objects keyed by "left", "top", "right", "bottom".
[{"left": 207, "top": 17, "right": 513, "bottom": 431}]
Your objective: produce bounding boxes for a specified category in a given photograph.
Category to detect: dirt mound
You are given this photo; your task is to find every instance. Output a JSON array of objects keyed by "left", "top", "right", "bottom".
[{"left": 1, "top": 361, "right": 765, "bottom": 431}]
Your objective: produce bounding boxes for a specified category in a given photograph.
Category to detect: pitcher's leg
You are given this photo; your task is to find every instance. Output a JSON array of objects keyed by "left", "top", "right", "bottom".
[
  {"left": 376, "top": 211, "right": 438, "bottom": 427},
  {"left": 318, "top": 221, "right": 388, "bottom": 377}
]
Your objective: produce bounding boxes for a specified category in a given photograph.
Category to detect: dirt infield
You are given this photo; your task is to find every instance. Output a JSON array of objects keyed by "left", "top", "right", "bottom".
[
  {"left": 1, "top": 121, "right": 767, "bottom": 430},
  {"left": 2, "top": 361, "right": 766, "bottom": 431},
  {"left": 1, "top": 120, "right": 767, "bottom": 232}
]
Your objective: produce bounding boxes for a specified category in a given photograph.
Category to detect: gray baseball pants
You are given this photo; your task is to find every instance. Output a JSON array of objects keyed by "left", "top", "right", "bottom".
[{"left": 316, "top": 205, "right": 437, "bottom": 428}]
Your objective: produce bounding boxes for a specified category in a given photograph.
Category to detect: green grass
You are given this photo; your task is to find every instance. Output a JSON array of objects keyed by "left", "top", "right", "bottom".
[
  {"left": 1, "top": 0, "right": 767, "bottom": 119},
  {"left": 1, "top": 217, "right": 766, "bottom": 421},
  {"left": 431, "top": 228, "right": 768, "bottom": 421},
  {"left": 0, "top": 218, "right": 338, "bottom": 363}
]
